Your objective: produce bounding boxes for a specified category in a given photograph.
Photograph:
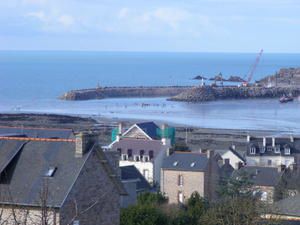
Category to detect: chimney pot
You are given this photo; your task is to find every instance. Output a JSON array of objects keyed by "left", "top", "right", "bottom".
[
  {"left": 272, "top": 137, "right": 276, "bottom": 147},
  {"left": 207, "top": 150, "right": 214, "bottom": 159},
  {"left": 247, "top": 135, "right": 251, "bottom": 143},
  {"left": 263, "top": 137, "right": 267, "bottom": 147}
]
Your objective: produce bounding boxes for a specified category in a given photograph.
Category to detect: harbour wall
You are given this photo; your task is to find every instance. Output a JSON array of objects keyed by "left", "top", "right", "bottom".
[
  {"left": 169, "top": 86, "right": 300, "bottom": 102},
  {"left": 60, "top": 86, "right": 192, "bottom": 100}
]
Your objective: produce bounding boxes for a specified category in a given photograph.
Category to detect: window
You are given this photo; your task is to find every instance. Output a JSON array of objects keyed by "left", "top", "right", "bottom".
[
  {"left": 267, "top": 146, "right": 273, "bottom": 152},
  {"left": 134, "top": 155, "right": 140, "bottom": 161},
  {"left": 190, "top": 162, "right": 196, "bottom": 167},
  {"left": 173, "top": 161, "right": 178, "bottom": 166},
  {"left": 45, "top": 167, "right": 56, "bottom": 177},
  {"left": 127, "top": 149, "right": 133, "bottom": 158},
  {"left": 267, "top": 159, "right": 272, "bottom": 166},
  {"left": 149, "top": 150, "right": 154, "bottom": 160},
  {"left": 274, "top": 146, "right": 280, "bottom": 154},
  {"left": 140, "top": 150, "right": 144, "bottom": 160},
  {"left": 121, "top": 154, "right": 127, "bottom": 160},
  {"left": 250, "top": 147, "right": 256, "bottom": 155},
  {"left": 178, "top": 191, "right": 184, "bottom": 204},
  {"left": 143, "top": 155, "right": 149, "bottom": 162},
  {"left": 178, "top": 174, "right": 183, "bottom": 186},
  {"left": 284, "top": 147, "right": 291, "bottom": 155},
  {"left": 73, "top": 220, "right": 80, "bottom": 225}
]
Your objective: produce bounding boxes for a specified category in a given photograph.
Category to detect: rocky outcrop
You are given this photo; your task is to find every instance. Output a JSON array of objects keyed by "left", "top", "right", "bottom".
[
  {"left": 60, "top": 86, "right": 192, "bottom": 101},
  {"left": 169, "top": 86, "right": 300, "bottom": 102},
  {"left": 259, "top": 68, "right": 300, "bottom": 87}
]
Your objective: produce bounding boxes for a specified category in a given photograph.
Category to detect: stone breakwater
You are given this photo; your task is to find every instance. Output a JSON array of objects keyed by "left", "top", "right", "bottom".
[
  {"left": 169, "top": 86, "right": 300, "bottom": 102},
  {"left": 60, "top": 86, "right": 192, "bottom": 100}
]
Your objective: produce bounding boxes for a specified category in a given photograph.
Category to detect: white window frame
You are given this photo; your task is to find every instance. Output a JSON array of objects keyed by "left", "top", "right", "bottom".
[
  {"left": 143, "top": 155, "right": 149, "bottom": 162},
  {"left": 284, "top": 147, "right": 291, "bottom": 155},
  {"left": 274, "top": 146, "right": 281, "bottom": 154},
  {"left": 250, "top": 147, "right": 256, "bottom": 155},
  {"left": 121, "top": 154, "right": 128, "bottom": 160},
  {"left": 134, "top": 155, "right": 140, "bottom": 161}
]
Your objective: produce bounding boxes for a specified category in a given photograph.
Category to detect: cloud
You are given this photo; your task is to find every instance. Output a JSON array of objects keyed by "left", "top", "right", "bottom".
[
  {"left": 25, "top": 10, "right": 76, "bottom": 32},
  {"left": 26, "top": 11, "right": 47, "bottom": 22},
  {"left": 119, "top": 7, "right": 129, "bottom": 19},
  {"left": 58, "top": 14, "right": 74, "bottom": 27}
]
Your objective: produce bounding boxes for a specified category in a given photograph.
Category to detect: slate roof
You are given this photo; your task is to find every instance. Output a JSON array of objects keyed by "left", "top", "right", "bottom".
[
  {"left": 0, "top": 139, "right": 89, "bottom": 207},
  {"left": 275, "top": 195, "right": 300, "bottom": 217},
  {"left": 246, "top": 137, "right": 300, "bottom": 156},
  {"left": 0, "top": 127, "right": 126, "bottom": 207},
  {"left": 234, "top": 166, "right": 281, "bottom": 187},
  {"left": 136, "top": 122, "right": 159, "bottom": 139},
  {"left": 162, "top": 152, "right": 209, "bottom": 172},
  {"left": 120, "top": 166, "right": 151, "bottom": 192},
  {"left": 0, "top": 126, "right": 73, "bottom": 139}
]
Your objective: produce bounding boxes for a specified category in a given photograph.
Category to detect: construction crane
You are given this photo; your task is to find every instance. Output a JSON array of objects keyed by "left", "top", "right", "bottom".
[{"left": 242, "top": 49, "right": 264, "bottom": 87}]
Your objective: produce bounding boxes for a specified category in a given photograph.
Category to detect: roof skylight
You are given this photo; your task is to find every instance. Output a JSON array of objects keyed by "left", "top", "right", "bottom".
[{"left": 45, "top": 167, "right": 57, "bottom": 177}]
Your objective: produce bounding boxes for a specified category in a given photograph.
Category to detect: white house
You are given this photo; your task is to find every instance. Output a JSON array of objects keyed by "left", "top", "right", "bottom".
[
  {"left": 245, "top": 135, "right": 300, "bottom": 168},
  {"left": 221, "top": 147, "right": 245, "bottom": 170},
  {"left": 106, "top": 122, "right": 174, "bottom": 186}
]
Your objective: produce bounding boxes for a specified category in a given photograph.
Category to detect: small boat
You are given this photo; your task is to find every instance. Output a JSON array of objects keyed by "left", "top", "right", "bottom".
[{"left": 279, "top": 96, "right": 294, "bottom": 103}]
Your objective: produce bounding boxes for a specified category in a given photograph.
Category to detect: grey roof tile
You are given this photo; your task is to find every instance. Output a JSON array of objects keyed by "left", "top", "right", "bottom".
[{"left": 162, "top": 152, "right": 209, "bottom": 172}]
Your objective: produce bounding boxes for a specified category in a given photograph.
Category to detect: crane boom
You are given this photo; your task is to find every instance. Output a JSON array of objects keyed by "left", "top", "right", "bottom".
[{"left": 243, "top": 49, "right": 263, "bottom": 86}]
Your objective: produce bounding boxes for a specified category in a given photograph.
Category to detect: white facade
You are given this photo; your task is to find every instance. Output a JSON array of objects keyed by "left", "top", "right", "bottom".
[
  {"left": 222, "top": 150, "right": 245, "bottom": 170},
  {"left": 246, "top": 155, "right": 295, "bottom": 167}
]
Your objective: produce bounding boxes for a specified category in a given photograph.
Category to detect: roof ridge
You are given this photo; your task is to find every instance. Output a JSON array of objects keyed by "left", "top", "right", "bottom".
[
  {"left": 0, "top": 125, "right": 72, "bottom": 131},
  {"left": 0, "top": 137, "right": 75, "bottom": 143}
]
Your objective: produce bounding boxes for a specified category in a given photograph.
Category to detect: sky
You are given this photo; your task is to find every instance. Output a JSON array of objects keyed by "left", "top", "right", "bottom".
[{"left": 1, "top": 0, "right": 300, "bottom": 52}]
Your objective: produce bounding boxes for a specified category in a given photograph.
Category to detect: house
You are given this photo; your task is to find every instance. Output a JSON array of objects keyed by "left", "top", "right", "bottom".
[
  {"left": 160, "top": 150, "right": 220, "bottom": 204},
  {"left": 245, "top": 135, "right": 300, "bottom": 168},
  {"left": 106, "top": 122, "right": 174, "bottom": 185},
  {"left": 0, "top": 126, "right": 126, "bottom": 225},
  {"left": 234, "top": 166, "right": 282, "bottom": 203},
  {"left": 120, "top": 165, "right": 151, "bottom": 208},
  {"left": 221, "top": 147, "right": 245, "bottom": 170}
]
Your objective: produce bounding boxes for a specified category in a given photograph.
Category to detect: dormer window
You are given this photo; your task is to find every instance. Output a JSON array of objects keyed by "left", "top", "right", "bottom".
[
  {"left": 284, "top": 147, "right": 291, "bottom": 155},
  {"left": 260, "top": 147, "right": 265, "bottom": 154},
  {"left": 267, "top": 146, "right": 273, "bottom": 152},
  {"left": 134, "top": 155, "right": 140, "bottom": 161},
  {"left": 45, "top": 167, "right": 56, "bottom": 177},
  {"left": 250, "top": 147, "right": 256, "bottom": 155},
  {"left": 121, "top": 154, "right": 128, "bottom": 160},
  {"left": 274, "top": 145, "right": 281, "bottom": 154}
]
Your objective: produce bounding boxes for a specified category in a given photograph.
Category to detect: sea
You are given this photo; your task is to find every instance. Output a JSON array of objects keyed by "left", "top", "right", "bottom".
[{"left": 1, "top": 51, "right": 300, "bottom": 132}]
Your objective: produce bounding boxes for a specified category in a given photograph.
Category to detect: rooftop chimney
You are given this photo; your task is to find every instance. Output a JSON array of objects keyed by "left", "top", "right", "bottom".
[
  {"left": 290, "top": 136, "right": 294, "bottom": 143},
  {"left": 118, "top": 122, "right": 124, "bottom": 135},
  {"left": 263, "top": 137, "right": 267, "bottom": 147},
  {"left": 207, "top": 150, "right": 214, "bottom": 159},
  {"left": 247, "top": 135, "right": 251, "bottom": 143},
  {"left": 75, "top": 132, "right": 98, "bottom": 158},
  {"left": 224, "top": 158, "right": 230, "bottom": 165},
  {"left": 75, "top": 132, "right": 88, "bottom": 158},
  {"left": 272, "top": 137, "right": 276, "bottom": 147}
]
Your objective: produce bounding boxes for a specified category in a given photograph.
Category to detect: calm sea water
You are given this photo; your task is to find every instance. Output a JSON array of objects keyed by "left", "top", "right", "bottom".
[{"left": 0, "top": 51, "right": 300, "bottom": 132}]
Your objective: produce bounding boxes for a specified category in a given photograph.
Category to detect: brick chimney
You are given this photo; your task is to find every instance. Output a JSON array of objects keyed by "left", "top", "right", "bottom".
[{"left": 75, "top": 132, "right": 98, "bottom": 158}]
